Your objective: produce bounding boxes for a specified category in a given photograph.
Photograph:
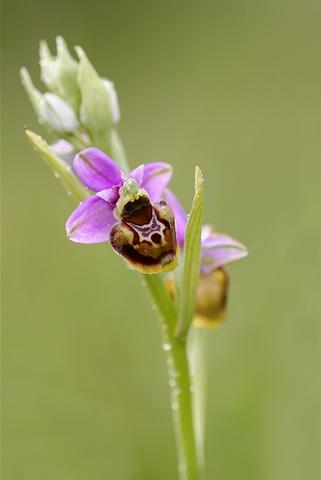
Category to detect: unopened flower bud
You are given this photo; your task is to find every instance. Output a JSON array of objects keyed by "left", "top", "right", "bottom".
[
  {"left": 101, "top": 78, "right": 121, "bottom": 124},
  {"left": 193, "top": 268, "right": 229, "bottom": 328},
  {"left": 20, "top": 68, "right": 79, "bottom": 133},
  {"left": 39, "top": 36, "right": 80, "bottom": 110},
  {"left": 42, "top": 92, "right": 79, "bottom": 132},
  {"left": 166, "top": 267, "right": 229, "bottom": 329},
  {"left": 76, "top": 46, "right": 114, "bottom": 152}
]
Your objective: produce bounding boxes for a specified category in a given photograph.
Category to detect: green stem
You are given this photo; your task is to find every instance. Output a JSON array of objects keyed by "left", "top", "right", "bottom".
[
  {"left": 143, "top": 275, "right": 200, "bottom": 480},
  {"left": 166, "top": 339, "right": 200, "bottom": 480},
  {"left": 188, "top": 328, "right": 207, "bottom": 473}
]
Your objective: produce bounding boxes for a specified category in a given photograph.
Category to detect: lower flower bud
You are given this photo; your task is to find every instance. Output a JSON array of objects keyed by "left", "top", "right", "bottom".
[
  {"left": 166, "top": 267, "right": 229, "bottom": 329},
  {"left": 193, "top": 268, "right": 229, "bottom": 328}
]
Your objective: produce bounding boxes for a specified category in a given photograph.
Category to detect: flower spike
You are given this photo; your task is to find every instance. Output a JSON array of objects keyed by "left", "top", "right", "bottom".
[{"left": 21, "top": 37, "right": 249, "bottom": 479}]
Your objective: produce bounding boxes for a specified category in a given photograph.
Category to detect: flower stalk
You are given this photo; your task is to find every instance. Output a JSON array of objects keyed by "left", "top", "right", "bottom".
[{"left": 143, "top": 275, "right": 200, "bottom": 480}]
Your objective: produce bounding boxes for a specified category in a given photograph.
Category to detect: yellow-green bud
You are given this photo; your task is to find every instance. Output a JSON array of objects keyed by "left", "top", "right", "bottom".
[
  {"left": 101, "top": 78, "right": 121, "bottom": 124},
  {"left": 76, "top": 46, "right": 114, "bottom": 153}
]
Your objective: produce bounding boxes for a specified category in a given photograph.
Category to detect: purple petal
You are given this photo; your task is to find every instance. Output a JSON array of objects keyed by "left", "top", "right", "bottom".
[
  {"left": 129, "top": 164, "right": 144, "bottom": 186},
  {"left": 163, "top": 189, "right": 187, "bottom": 248},
  {"left": 73, "top": 148, "right": 123, "bottom": 192},
  {"left": 201, "top": 225, "right": 248, "bottom": 274},
  {"left": 141, "top": 163, "right": 173, "bottom": 202},
  {"left": 96, "top": 186, "right": 120, "bottom": 205},
  {"left": 66, "top": 195, "right": 116, "bottom": 244}
]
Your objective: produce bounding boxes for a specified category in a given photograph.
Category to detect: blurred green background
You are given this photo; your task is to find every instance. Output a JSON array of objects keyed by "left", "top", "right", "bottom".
[{"left": 2, "top": 0, "right": 321, "bottom": 479}]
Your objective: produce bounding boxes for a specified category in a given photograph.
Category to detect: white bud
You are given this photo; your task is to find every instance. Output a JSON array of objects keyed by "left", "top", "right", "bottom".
[
  {"left": 42, "top": 93, "right": 79, "bottom": 132},
  {"left": 20, "top": 67, "right": 79, "bottom": 133},
  {"left": 101, "top": 78, "right": 121, "bottom": 124}
]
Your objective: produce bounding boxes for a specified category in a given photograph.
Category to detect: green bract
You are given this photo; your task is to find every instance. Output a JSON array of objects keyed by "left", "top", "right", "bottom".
[
  {"left": 175, "top": 167, "right": 204, "bottom": 338},
  {"left": 25, "top": 129, "right": 89, "bottom": 203}
]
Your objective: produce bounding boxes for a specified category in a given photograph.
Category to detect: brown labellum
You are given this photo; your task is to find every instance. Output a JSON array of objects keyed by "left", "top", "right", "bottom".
[{"left": 110, "top": 195, "right": 178, "bottom": 273}]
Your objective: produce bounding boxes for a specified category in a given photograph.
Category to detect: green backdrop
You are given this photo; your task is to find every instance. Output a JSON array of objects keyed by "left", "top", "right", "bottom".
[{"left": 2, "top": 0, "right": 321, "bottom": 479}]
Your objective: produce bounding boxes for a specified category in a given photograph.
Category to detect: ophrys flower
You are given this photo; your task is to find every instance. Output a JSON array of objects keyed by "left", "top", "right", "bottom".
[{"left": 66, "top": 148, "right": 178, "bottom": 273}]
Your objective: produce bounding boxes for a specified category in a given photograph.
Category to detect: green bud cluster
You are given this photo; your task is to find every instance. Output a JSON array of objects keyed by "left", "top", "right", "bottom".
[{"left": 21, "top": 37, "right": 121, "bottom": 158}]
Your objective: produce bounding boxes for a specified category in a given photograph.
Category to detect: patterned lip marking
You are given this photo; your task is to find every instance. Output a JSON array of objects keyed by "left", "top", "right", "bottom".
[
  {"left": 110, "top": 196, "right": 178, "bottom": 273},
  {"left": 127, "top": 209, "right": 165, "bottom": 244}
]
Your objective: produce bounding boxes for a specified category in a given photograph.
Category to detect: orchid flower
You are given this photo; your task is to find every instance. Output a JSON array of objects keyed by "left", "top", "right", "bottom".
[{"left": 66, "top": 147, "right": 180, "bottom": 273}]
